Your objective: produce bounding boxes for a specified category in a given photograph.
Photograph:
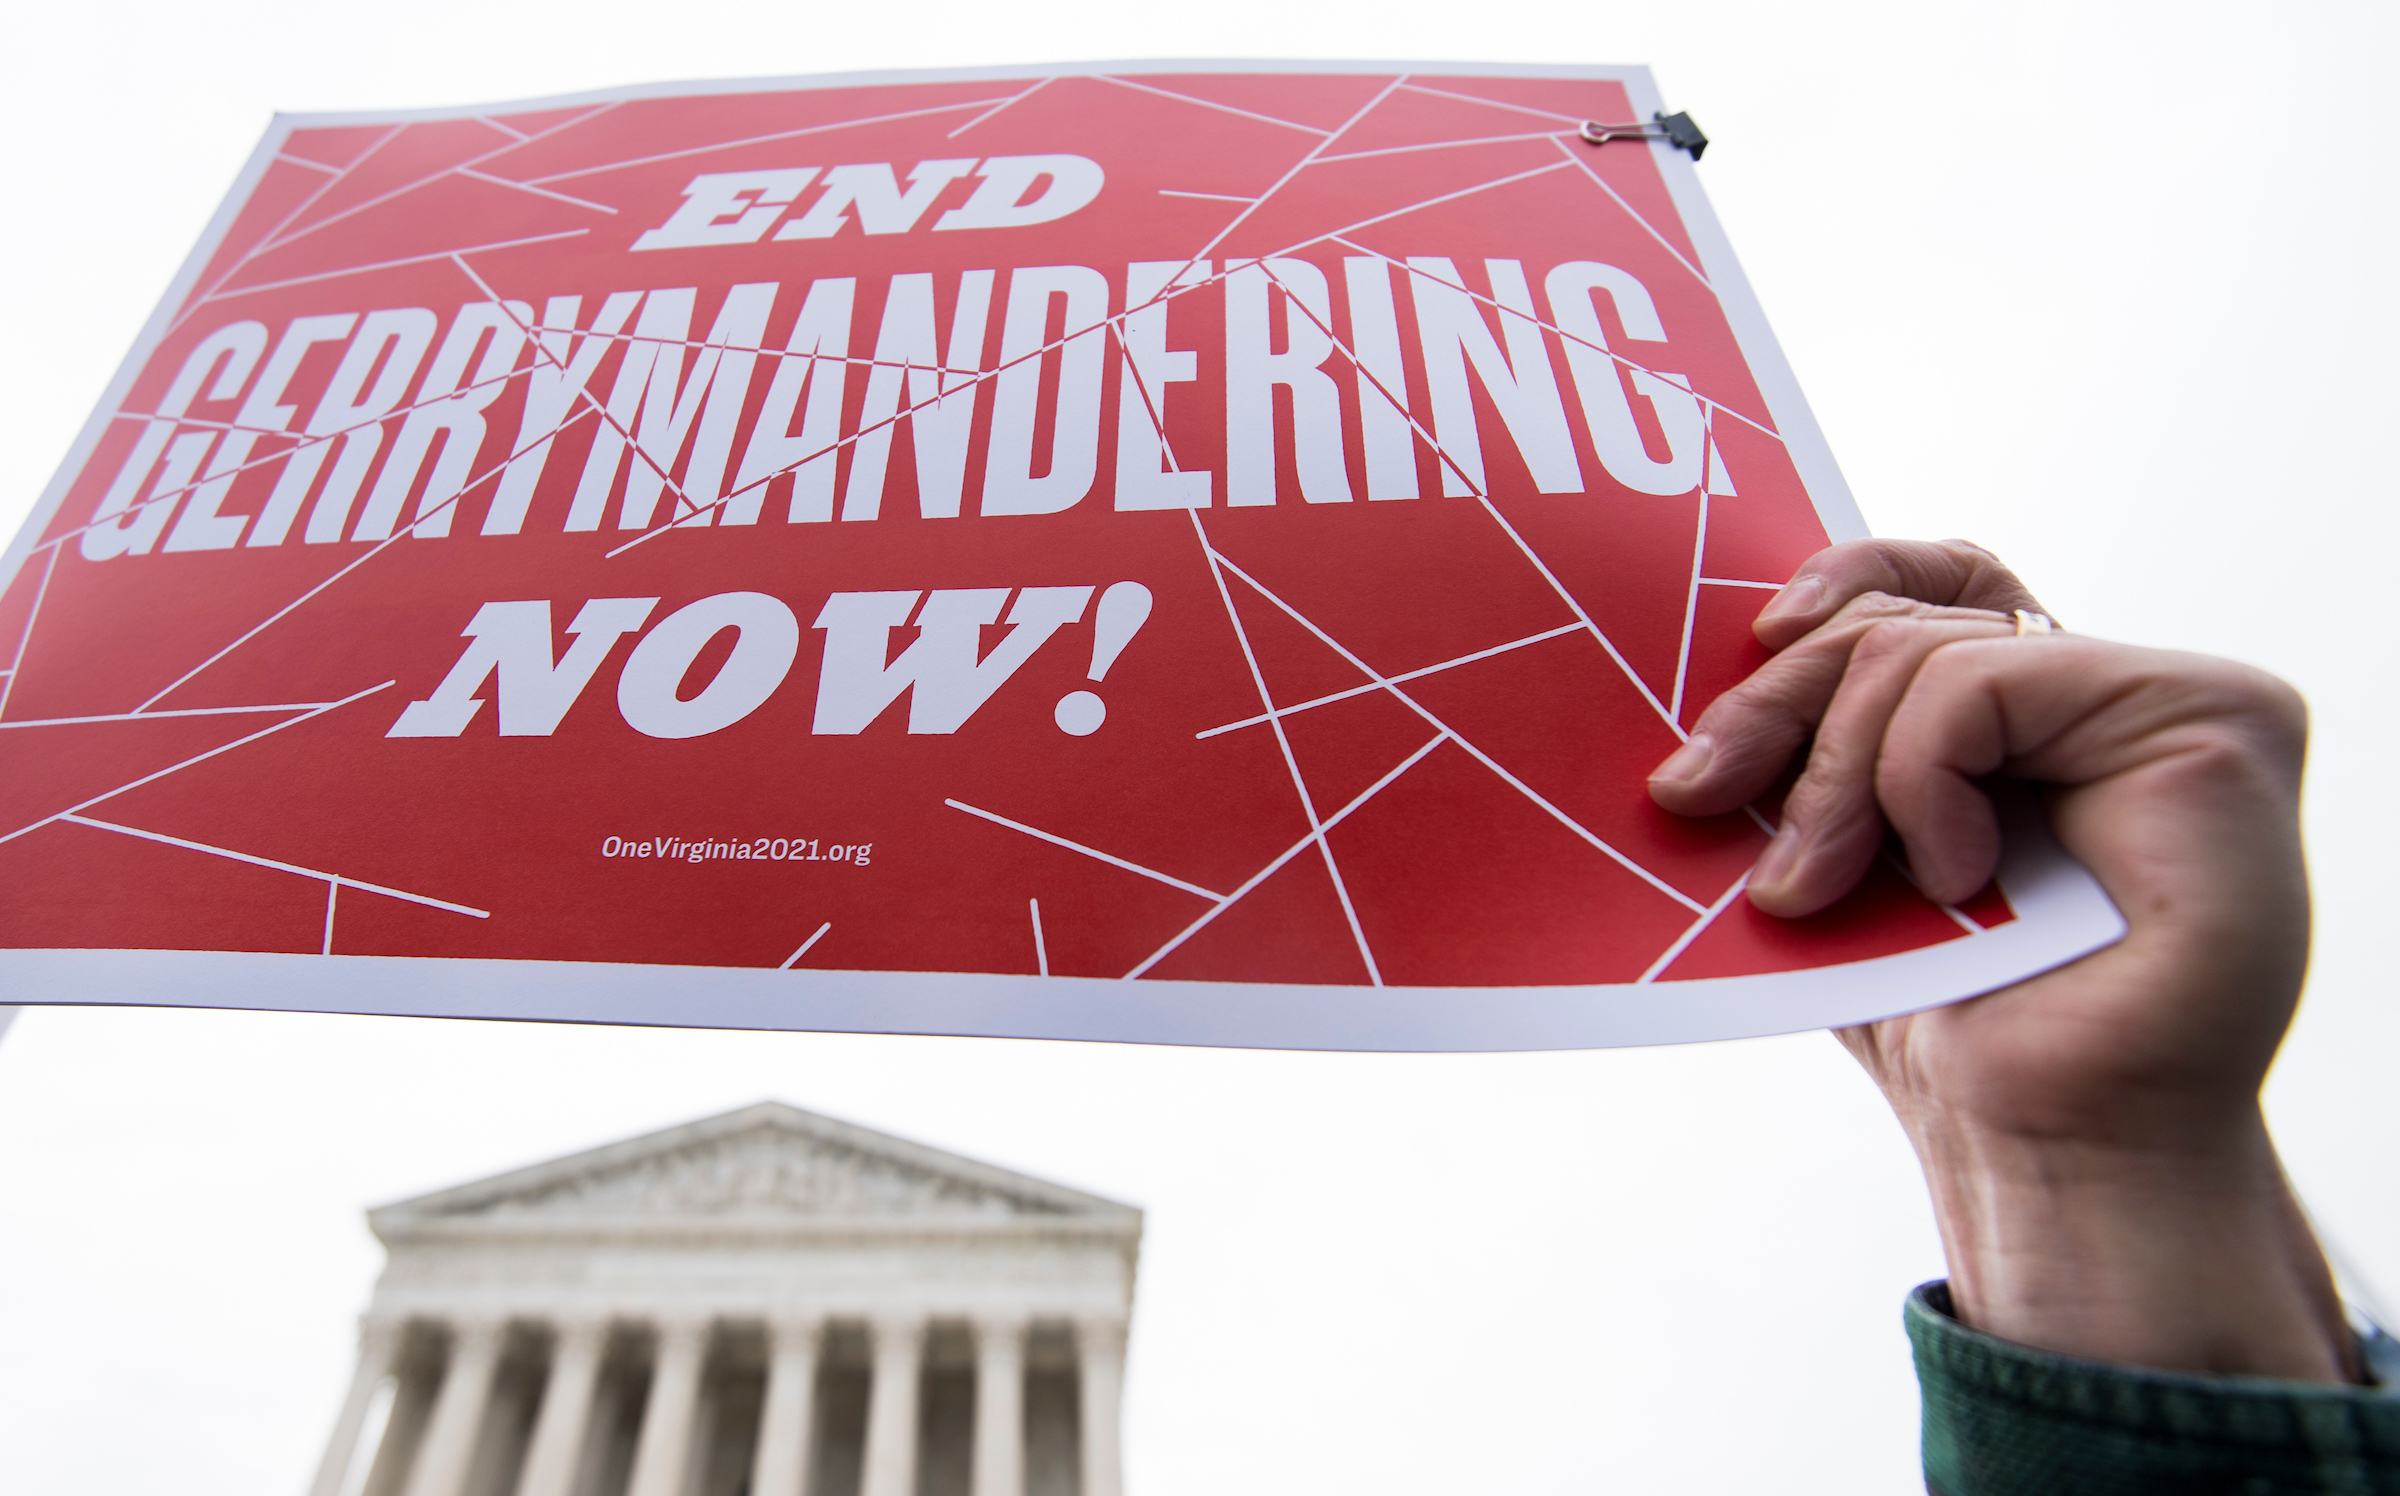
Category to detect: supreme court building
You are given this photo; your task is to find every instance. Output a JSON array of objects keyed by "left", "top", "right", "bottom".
[{"left": 305, "top": 1102, "right": 1143, "bottom": 1496}]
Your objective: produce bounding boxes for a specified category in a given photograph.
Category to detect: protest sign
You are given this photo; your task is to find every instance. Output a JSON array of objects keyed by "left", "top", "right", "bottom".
[{"left": 0, "top": 62, "right": 2123, "bottom": 1048}]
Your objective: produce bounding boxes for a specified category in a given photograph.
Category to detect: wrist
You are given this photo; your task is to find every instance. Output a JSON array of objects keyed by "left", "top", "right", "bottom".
[{"left": 1904, "top": 1105, "right": 2357, "bottom": 1383}]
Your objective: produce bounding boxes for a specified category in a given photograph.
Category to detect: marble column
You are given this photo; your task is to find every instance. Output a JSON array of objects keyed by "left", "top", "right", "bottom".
[
  {"left": 1074, "top": 1321, "right": 1125, "bottom": 1496},
  {"left": 401, "top": 1319, "right": 508, "bottom": 1496},
  {"left": 624, "top": 1317, "right": 712, "bottom": 1496},
  {"left": 512, "top": 1318, "right": 609, "bottom": 1496},
  {"left": 306, "top": 1316, "right": 404, "bottom": 1496},
  {"left": 970, "top": 1317, "right": 1027, "bottom": 1496},
  {"left": 858, "top": 1317, "right": 925, "bottom": 1496},
  {"left": 749, "top": 1316, "right": 823, "bottom": 1496}
]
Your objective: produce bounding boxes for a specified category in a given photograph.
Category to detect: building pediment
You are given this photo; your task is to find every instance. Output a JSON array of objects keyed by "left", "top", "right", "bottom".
[{"left": 368, "top": 1101, "right": 1138, "bottom": 1238}]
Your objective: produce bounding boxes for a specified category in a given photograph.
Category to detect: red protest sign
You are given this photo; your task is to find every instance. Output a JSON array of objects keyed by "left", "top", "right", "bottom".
[{"left": 0, "top": 63, "right": 2120, "bottom": 1047}]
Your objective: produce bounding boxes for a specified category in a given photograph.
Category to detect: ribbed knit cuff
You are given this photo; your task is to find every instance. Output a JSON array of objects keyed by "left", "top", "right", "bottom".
[{"left": 1906, "top": 1280, "right": 2400, "bottom": 1496}]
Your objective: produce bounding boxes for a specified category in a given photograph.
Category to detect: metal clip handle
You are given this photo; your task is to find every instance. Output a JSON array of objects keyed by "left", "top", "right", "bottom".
[{"left": 1579, "top": 110, "right": 1708, "bottom": 160}]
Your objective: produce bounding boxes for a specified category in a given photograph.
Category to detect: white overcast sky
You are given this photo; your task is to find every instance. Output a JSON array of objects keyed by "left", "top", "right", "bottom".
[{"left": 0, "top": 3, "right": 2393, "bottom": 1494}]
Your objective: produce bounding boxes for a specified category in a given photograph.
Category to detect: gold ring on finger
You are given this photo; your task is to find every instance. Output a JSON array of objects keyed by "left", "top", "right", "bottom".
[{"left": 2014, "top": 609, "right": 2058, "bottom": 637}]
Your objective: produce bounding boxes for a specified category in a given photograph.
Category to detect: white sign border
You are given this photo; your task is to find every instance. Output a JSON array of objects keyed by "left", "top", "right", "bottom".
[
  {"left": 0, "top": 803, "right": 2120, "bottom": 1054},
  {"left": 0, "top": 60, "right": 2122, "bottom": 1049}
]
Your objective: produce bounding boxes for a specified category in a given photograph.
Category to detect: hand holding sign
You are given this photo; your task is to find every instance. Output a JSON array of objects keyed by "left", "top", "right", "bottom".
[
  {"left": 0, "top": 65, "right": 2126, "bottom": 1047},
  {"left": 1664, "top": 538, "right": 2346, "bottom": 1384}
]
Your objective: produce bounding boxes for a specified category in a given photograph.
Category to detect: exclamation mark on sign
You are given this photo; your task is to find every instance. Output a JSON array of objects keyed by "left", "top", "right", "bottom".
[{"left": 1054, "top": 582, "right": 1153, "bottom": 736}]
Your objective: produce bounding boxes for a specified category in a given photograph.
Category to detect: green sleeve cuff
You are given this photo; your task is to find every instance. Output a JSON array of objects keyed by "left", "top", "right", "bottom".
[{"left": 1906, "top": 1280, "right": 2400, "bottom": 1495}]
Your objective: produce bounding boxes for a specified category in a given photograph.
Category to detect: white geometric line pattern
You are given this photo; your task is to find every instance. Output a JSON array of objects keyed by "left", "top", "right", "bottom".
[
  {"left": 945, "top": 800, "right": 1225, "bottom": 901},
  {"left": 0, "top": 701, "right": 353, "bottom": 731},
  {"left": 1882, "top": 850, "right": 1987, "bottom": 936},
  {"left": 1671, "top": 489, "right": 1713, "bottom": 726},
  {"left": 1548, "top": 135, "right": 1715, "bottom": 291},
  {"left": 1259, "top": 162, "right": 1582, "bottom": 266},
  {"left": 59, "top": 813, "right": 489, "bottom": 918},
  {"left": 1193, "top": 623, "right": 1584, "bottom": 740},
  {"left": 526, "top": 96, "right": 1012, "bottom": 186},
  {"left": 556, "top": 142, "right": 1779, "bottom": 561},
  {"left": 182, "top": 104, "right": 614, "bottom": 324},
  {"left": 1125, "top": 732, "right": 1450, "bottom": 980},
  {"left": 1185, "top": 73, "right": 1412, "bottom": 266},
  {"left": 1639, "top": 871, "right": 1751, "bottom": 984},
  {"left": 1250, "top": 258, "right": 1686, "bottom": 733},
  {"left": 1314, "top": 238, "right": 1774, "bottom": 441},
  {"left": 1315, "top": 130, "right": 1581, "bottom": 164},
  {"left": 1396, "top": 81, "right": 1585, "bottom": 125},
  {"left": 72, "top": 78, "right": 1722, "bottom": 977},
  {"left": 536, "top": 103, "right": 1739, "bottom": 568},
  {"left": 0, "top": 683, "right": 392, "bottom": 849},
  {"left": 205, "top": 228, "right": 591, "bottom": 303},
  {"left": 1096, "top": 75, "right": 1332, "bottom": 137},
  {"left": 455, "top": 168, "right": 619, "bottom": 214},
  {"left": 947, "top": 77, "right": 1051, "bottom": 139},
  {"left": 174, "top": 124, "right": 406, "bottom": 330},
  {"left": 1207, "top": 554, "right": 1711, "bottom": 915},
  {"left": 779, "top": 922, "right": 834, "bottom": 969},
  {"left": 249, "top": 117, "right": 592, "bottom": 259},
  {"left": 1189, "top": 509, "right": 1384, "bottom": 986},
  {"left": 126, "top": 402, "right": 602, "bottom": 714},
  {"left": 0, "top": 543, "right": 58, "bottom": 722},
  {"left": 2, "top": 71, "right": 1998, "bottom": 986},
  {"left": 82, "top": 354, "right": 601, "bottom": 555}
]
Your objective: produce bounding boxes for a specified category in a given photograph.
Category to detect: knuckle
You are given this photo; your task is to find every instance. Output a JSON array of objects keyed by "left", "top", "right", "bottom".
[
  {"left": 1824, "top": 537, "right": 1903, "bottom": 568},
  {"left": 1918, "top": 629, "right": 1996, "bottom": 666},
  {"left": 1704, "top": 675, "right": 1774, "bottom": 718},
  {"left": 1809, "top": 539, "right": 1871, "bottom": 565},
  {"left": 2221, "top": 664, "right": 2309, "bottom": 756},
  {"left": 1872, "top": 748, "right": 1933, "bottom": 804},
  {"left": 1936, "top": 537, "right": 2037, "bottom": 609},
  {"left": 1848, "top": 614, "right": 1933, "bottom": 664},
  {"left": 1707, "top": 730, "right": 1806, "bottom": 793},
  {"left": 1938, "top": 537, "right": 1999, "bottom": 560},
  {"left": 2247, "top": 666, "right": 2307, "bottom": 727},
  {"left": 2268, "top": 682, "right": 2309, "bottom": 750},
  {"left": 1870, "top": 755, "right": 1903, "bottom": 803},
  {"left": 1706, "top": 679, "right": 1812, "bottom": 740},
  {"left": 1713, "top": 651, "right": 1837, "bottom": 715},
  {"left": 1786, "top": 771, "right": 1886, "bottom": 843},
  {"left": 1805, "top": 539, "right": 1919, "bottom": 602},
  {"left": 2162, "top": 724, "right": 2300, "bottom": 804},
  {"left": 1779, "top": 769, "right": 1842, "bottom": 823},
  {"left": 1828, "top": 590, "right": 1916, "bottom": 628}
]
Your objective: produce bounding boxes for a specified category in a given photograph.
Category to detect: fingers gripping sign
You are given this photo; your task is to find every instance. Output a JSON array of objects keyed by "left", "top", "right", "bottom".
[
  {"left": 1745, "top": 537, "right": 2051, "bottom": 650},
  {"left": 1651, "top": 604, "right": 2025, "bottom": 911},
  {"left": 1656, "top": 536, "right": 2303, "bottom": 945},
  {"left": 1652, "top": 538, "right": 2072, "bottom": 916},
  {"left": 1775, "top": 614, "right": 2035, "bottom": 914},
  {"left": 1661, "top": 539, "right": 2342, "bottom": 1385}
]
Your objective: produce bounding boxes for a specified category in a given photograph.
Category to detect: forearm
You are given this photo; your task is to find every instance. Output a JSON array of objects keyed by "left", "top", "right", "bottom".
[{"left": 1905, "top": 1104, "right": 2359, "bottom": 1384}]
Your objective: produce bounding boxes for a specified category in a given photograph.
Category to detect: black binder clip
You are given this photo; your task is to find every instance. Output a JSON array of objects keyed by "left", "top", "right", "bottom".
[{"left": 1579, "top": 111, "right": 1708, "bottom": 160}]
